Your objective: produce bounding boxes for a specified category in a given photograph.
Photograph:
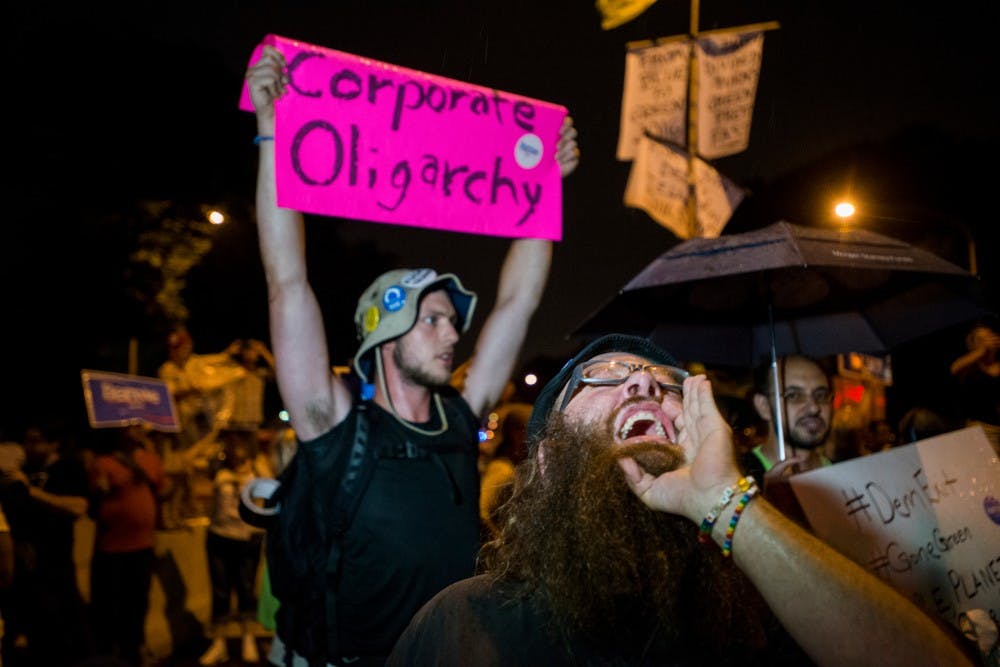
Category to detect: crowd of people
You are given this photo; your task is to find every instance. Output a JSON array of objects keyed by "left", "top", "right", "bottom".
[
  {"left": 0, "top": 328, "right": 286, "bottom": 666},
  {"left": 0, "top": 37, "right": 995, "bottom": 667},
  {"left": 0, "top": 316, "right": 987, "bottom": 666}
]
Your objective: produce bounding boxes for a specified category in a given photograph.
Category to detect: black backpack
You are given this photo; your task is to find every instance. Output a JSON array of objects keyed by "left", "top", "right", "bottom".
[{"left": 241, "top": 403, "right": 373, "bottom": 667}]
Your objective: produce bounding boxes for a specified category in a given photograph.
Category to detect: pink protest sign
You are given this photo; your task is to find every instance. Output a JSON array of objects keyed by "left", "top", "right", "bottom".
[{"left": 239, "top": 35, "right": 567, "bottom": 240}]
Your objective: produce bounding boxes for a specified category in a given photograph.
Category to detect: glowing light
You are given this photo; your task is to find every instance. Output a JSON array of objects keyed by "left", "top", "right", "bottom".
[
  {"left": 524, "top": 373, "right": 538, "bottom": 386},
  {"left": 207, "top": 209, "right": 226, "bottom": 225},
  {"left": 837, "top": 384, "right": 865, "bottom": 406},
  {"left": 278, "top": 410, "right": 290, "bottom": 423},
  {"left": 834, "top": 201, "right": 856, "bottom": 219}
]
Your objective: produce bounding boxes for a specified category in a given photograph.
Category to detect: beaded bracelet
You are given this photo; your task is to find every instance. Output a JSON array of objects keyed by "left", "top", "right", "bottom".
[
  {"left": 721, "top": 484, "right": 760, "bottom": 557},
  {"left": 698, "top": 476, "right": 755, "bottom": 544},
  {"left": 254, "top": 135, "right": 275, "bottom": 145}
]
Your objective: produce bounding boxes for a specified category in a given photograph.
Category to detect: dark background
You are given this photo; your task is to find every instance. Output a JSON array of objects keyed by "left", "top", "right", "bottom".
[{"left": 4, "top": 1, "right": 998, "bottom": 437}]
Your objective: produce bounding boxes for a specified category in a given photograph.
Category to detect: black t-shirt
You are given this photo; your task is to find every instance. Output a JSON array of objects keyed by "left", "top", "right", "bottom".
[
  {"left": 955, "top": 368, "right": 1000, "bottom": 425},
  {"left": 305, "top": 389, "right": 482, "bottom": 659},
  {"left": 4, "top": 455, "right": 89, "bottom": 574},
  {"left": 388, "top": 574, "right": 813, "bottom": 666}
]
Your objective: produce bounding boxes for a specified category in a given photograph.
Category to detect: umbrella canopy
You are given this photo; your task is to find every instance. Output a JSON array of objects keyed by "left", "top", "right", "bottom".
[{"left": 574, "top": 220, "right": 992, "bottom": 367}]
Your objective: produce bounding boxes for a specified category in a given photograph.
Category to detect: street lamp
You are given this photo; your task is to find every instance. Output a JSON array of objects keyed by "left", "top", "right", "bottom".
[
  {"left": 833, "top": 201, "right": 855, "bottom": 220},
  {"left": 832, "top": 199, "right": 978, "bottom": 276}
]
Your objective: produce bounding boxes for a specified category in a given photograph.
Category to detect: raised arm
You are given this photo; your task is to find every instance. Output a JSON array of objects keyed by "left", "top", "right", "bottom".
[
  {"left": 9, "top": 466, "right": 89, "bottom": 518},
  {"left": 247, "top": 45, "right": 353, "bottom": 440},
  {"left": 460, "top": 118, "right": 578, "bottom": 418},
  {"left": 950, "top": 327, "right": 1000, "bottom": 376},
  {"left": 729, "top": 500, "right": 973, "bottom": 666},
  {"left": 620, "top": 376, "right": 974, "bottom": 667},
  {"left": 460, "top": 237, "right": 550, "bottom": 418},
  {"left": 250, "top": 339, "right": 277, "bottom": 374}
]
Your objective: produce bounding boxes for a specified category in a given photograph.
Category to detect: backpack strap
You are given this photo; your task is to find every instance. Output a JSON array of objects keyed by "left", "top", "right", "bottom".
[
  {"left": 237, "top": 403, "right": 377, "bottom": 665},
  {"left": 328, "top": 402, "right": 374, "bottom": 535},
  {"left": 324, "top": 402, "right": 375, "bottom": 662}
]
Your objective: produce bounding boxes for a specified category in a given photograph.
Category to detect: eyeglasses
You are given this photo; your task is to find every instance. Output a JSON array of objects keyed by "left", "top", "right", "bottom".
[
  {"left": 558, "top": 359, "right": 689, "bottom": 411},
  {"left": 781, "top": 387, "right": 834, "bottom": 406}
]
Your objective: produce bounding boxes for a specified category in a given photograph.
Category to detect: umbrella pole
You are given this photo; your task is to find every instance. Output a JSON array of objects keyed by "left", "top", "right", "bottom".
[{"left": 768, "top": 303, "right": 787, "bottom": 461}]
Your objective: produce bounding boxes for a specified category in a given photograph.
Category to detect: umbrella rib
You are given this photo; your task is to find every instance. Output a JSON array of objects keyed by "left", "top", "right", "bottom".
[{"left": 655, "top": 238, "right": 783, "bottom": 261}]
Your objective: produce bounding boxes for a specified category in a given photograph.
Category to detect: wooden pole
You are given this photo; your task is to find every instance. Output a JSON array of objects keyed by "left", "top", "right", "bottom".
[
  {"left": 627, "top": 10, "right": 779, "bottom": 240},
  {"left": 685, "top": 0, "right": 701, "bottom": 239},
  {"left": 129, "top": 336, "right": 139, "bottom": 375}
]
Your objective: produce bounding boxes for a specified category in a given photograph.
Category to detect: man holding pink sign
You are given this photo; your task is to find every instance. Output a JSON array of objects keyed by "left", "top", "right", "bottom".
[{"left": 243, "top": 40, "right": 577, "bottom": 667}]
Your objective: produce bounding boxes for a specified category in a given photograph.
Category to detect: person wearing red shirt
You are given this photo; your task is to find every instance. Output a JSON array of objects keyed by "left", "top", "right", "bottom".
[{"left": 87, "top": 425, "right": 166, "bottom": 666}]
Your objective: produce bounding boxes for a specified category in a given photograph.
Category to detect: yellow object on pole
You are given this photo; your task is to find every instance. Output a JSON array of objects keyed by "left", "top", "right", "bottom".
[{"left": 596, "top": 0, "right": 659, "bottom": 30}]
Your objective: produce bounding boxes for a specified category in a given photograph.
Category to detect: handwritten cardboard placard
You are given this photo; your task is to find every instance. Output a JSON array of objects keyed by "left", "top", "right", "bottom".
[
  {"left": 623, "top": 135, "right": 744, "bottom": 239},
  {"left": 616, "top": 40, "right": 690, "bottom": 161},
  {"left": 81, "top": 370, "right": 179, "bottom": 432},
  {"left": 789, "top": 427, "right": 1000, "bottom": 630},
  {"left": 696, "top": 32, "right": 764, "bottom": 160},
  {"left": 239, "top": 34, "right": 567, "bottom": 240}
]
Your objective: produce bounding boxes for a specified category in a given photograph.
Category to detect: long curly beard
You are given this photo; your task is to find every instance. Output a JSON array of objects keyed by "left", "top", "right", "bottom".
[{"left": 480, "top": 413, "right": 768, "bottom": 659}]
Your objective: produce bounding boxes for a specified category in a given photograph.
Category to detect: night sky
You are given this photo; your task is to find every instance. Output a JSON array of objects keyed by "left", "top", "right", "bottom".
[{"left": 5, "top": 1, "right": 998, "bottom": 437}]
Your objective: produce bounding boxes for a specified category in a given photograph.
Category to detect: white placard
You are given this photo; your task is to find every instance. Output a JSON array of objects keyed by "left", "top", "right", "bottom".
[
  {"left": 623, "top": 135, "right": 745, "bottom": 239},
  {"left": 696, "top": 32, "right": 764, "bottom": 159},
  {"left": 790, "top": 426, "right": 1000, "bottom": 630},
  {"left": 617, "top": 41, "right": 691, "bottom": 161}
]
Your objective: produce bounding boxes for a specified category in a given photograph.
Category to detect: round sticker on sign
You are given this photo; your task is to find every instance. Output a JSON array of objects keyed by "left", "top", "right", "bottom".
[
  {"left": 984, "top": 496, "right": 1000, "bottom": 526},
  {"left": 515, "top": 134, "right": 544, "bottom": 169}
]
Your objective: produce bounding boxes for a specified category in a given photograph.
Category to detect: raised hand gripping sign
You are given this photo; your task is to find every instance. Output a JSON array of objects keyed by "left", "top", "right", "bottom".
[{"left": 239, "top": 34, "right": 567, "bottom": 240}]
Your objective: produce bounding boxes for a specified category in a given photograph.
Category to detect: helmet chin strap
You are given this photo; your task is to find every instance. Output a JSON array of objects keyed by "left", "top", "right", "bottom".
[{"left": 375, "top": 348, "right": 449, "bottom": 437}]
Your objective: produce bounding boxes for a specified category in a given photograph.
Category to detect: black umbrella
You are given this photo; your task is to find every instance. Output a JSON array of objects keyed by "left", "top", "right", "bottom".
[{"left": 574, "top": 220, "right": 993, "bottom": 458}]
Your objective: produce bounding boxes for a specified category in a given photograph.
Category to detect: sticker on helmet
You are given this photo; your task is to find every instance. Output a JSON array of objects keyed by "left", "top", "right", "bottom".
[
  {"left": 383, "top": 285, "right": 406, "bottom": 312},
  {"left": 363, "top": 305, "right": 380, "bottom": 334},
  {"left": 400, "top": 269, "right": 437, "bottom": 288}
]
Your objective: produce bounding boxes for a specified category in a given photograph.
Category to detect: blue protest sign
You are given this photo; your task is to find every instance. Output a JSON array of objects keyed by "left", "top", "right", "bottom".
[{"left": 81, "top": 370, "right": 180, "bottom": 431}]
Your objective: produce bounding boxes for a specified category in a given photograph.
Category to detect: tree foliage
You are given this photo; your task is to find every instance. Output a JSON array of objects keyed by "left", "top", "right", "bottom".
[{"left": 127, "top": 200, "right": 216, "bottom": 328}]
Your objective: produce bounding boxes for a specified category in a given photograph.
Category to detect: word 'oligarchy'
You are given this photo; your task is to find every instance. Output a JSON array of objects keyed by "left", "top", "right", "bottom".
[{"left": 290, "top": 121, "right": 543, "bottom": 226}]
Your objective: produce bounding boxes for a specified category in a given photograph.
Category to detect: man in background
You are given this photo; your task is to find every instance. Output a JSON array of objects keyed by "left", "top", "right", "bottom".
[{"left": 743, "top": 355, "right": 834, "bottom": 483}]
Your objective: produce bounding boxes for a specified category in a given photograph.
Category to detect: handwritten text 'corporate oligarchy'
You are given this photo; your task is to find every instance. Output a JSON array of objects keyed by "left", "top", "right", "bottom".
[{"left": 249, "top": 37, "right": 567, "bottom": 239}]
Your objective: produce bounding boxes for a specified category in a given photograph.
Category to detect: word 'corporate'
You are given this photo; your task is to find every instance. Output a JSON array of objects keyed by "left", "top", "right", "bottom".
[{"left": 286, "top": 51, "right": 539, "bottom": 133}]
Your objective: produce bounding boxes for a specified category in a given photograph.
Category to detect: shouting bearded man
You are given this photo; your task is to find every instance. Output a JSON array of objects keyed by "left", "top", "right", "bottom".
[{"left": 386, "top": 334, "right": 974, "bottom": 666}]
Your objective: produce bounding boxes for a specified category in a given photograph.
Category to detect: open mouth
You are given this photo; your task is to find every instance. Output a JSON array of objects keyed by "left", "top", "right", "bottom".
[
  {"left": 617, "top": 409, "right": 669, "bottom": 441},
  {"left": 797, "top": 417, "right": 824, "bottom": 432}
]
